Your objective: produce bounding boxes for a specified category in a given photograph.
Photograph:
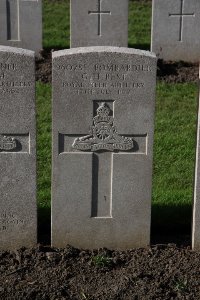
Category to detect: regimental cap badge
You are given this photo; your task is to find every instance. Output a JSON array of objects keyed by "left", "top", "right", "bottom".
[
  {"left": 97, "top": 102, "right": 110, "bottom": 117},
  {"left": 72, "top": 102, "right": 134, "bottom": 152},
  {"left": 0, "top": 136, "right": 17, "bottom": 151}
]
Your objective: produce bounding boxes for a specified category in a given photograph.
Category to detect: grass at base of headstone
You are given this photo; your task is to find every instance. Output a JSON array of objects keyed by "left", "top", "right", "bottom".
[
  {"left": 152, "top": 82, "right": 198, "bottom": 233},
  {"left": 43, "top": 0, "right": 151, "bottom": 51},
  {"left": 35, "top": 80, "right": 198, "bottom": 241},
  {"left": 36, "top": 82, "right": 51, "bottom": 210},
  {"left": 36, "top": 82, "right": 51, "bottom": 242}
]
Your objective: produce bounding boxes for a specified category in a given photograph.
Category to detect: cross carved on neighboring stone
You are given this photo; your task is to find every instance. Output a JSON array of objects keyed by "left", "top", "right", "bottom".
[
  {"left": 169, "top": 0, "right": 195, "bottom": 41},
  {"left": 6, "top": 0, "right": 38, "bottom": 41},
  {"left": 88, "top": 0, "right": 111, "bottom": 36}
]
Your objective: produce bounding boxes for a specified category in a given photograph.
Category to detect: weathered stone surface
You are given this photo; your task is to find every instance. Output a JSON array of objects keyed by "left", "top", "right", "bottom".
[
  {"left": 151, "top": 0, "right": 200, "bottom": 62},
  {"left": 0, "top": 46, "right": 37, "bottom": 250},
  {"left": 70, "top": 0, "right": 128, "bottom": 48},
  {"left": 52, "top": 47, "right": 157, "bottom": 250},
  {"left": 193, "top": 81, "right": 200, "bottom": 250},
  {"left": 0, "top": 0, "right": 42, "bottom": 54}
]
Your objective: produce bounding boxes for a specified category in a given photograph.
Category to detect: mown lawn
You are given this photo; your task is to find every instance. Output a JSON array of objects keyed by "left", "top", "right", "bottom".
[{"left": 39, "top": 0, "right": 198, "bottom": 234}]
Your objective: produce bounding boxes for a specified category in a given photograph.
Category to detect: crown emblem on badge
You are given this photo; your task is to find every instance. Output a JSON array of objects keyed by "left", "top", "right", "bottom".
[
  {"left": 72, "top": 102, "right": 134, "bottom": 152},
  {"left": 0, "top": 136, "right": 17, "bottom": 151}
]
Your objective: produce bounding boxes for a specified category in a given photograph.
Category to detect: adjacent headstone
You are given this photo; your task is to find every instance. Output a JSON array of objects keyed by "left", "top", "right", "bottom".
[
  {"left": 0, "top": 0, "right": 42, "bottom": 54},
  {"left": 0, "top": 46, "right": 37, "bottom": 250},
  {"left": 70, "top": 0, "right": 129, "bottom": 48},
  {"left": 52, "top": 46, "right": 157, "bottom": 249},
  {"left": 151, "top": 0, "right": 200, "bottom": 62},
  {"left": 192, "top": 77, "right": 200, "bottom": 250}
]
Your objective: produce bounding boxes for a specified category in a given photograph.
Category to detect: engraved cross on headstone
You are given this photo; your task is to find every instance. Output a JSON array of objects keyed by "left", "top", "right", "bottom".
[
  {"left": 88, "top": 0, "right": 111, "bottom": 36},
  {"left": 59, "top": 101, "right": 146, "bottom": 218},
  {"left": 6, "top": 0, "right": 37, "bottom": 41},
  {"left": 169, "top": 0, "right": 195, "bottom": 41}
]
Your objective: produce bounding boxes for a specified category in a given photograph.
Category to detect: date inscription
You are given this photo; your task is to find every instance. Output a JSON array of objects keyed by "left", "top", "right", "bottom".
[{"left": 58, "top": 62, "right": 151, "bottom": 96}]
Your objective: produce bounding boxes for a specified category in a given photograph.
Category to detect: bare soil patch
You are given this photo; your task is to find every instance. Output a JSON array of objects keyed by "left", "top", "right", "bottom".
[{"left": 1, "top": 244, "right": 200, "bottom": 300}]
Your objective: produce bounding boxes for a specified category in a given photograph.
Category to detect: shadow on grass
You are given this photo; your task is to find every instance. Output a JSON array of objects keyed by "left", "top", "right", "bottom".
[
  {"left": 151, "top": 203, "right": 192, "bottom": 246},
  {"left": 128, "top": 43, "right": 150, "bottom": 51},
  {"left": 38, "top": 206, "right": 51, "bottom": 245},
  {"left": 37, "top": 202, "right": 192, "bottom": 247}
]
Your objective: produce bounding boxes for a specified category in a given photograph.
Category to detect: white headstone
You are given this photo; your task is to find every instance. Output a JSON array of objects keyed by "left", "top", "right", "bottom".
[
  {"left": 52, "top": 46, "right": 157, "bottom": 250},
  {"left": 192, "top": 75, "right": 200, "bottom": 250},
  {"left": 0, "top": 0, "right": 42, "bottom": 54},
  {"left": 70, "top": 0, "right": 129, "bottom": 48},
  {"left": 0, "top": 46, "right": 37, "bottom": 250},
  {"left": 151, "top": 0, "right": 200, "bottom": 62}
]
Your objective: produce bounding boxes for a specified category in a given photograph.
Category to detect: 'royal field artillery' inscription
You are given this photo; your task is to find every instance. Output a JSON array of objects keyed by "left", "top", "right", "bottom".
[
  {"left": 0, "top": 46, "right": 36, "bottom": 250},
  {"left": 52, "top": 47, "right": 157, "bottom": 250},
  {"left": 61, "top": 63, "right": 151, "bottom": 96}
]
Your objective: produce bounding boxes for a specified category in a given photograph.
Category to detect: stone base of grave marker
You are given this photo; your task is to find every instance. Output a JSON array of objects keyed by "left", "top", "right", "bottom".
[
  {"left": 52, "top": 47, "right": 157, "bottom": 250},
  {"left": 0, "top": 46, "right": 37, "bottom": 250}
]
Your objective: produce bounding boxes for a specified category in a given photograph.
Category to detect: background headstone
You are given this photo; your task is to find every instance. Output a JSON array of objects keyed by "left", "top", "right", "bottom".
[
  {"left": 0, "top": 46, "right": 37, "bottom": 250},
  {"left": 70, "top": 0, "right": 129, "bottom": 48},
  {"left": 0, "top": 0, "right": 42, "bottom": 54},
  {"left": 151, "top": 0, "right": 200, "bottom": 62},
  {"left": 52, "top": 46, "right": 157, "bottom": 250}
]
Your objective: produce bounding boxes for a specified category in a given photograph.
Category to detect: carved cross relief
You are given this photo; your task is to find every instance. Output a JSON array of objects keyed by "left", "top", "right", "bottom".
[
  {"left": 88, "top": 0, "right": 111, "bottom": 36},
  {"left": 169, "top": 0, "right": 195, "bottom": 41},
  {"left": 59, "top": 101, "right": 147, "bottom": 218},
  {"left": 6, "top": 0, "right": 38, "bottom": 41}
]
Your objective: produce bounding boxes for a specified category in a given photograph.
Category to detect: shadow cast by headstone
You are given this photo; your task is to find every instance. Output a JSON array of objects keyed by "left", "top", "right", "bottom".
[
  {"left": 38, "top": 206, "right": 51, "bottom": 245},
  {"left": 43, "top": 46, "right": 70, "bottom": 53},
  {"left": 151, "top": 203, "right": 192, "bottom": 247},
  {"left": 128, "top": 43, "right": 150, "bottom": 51}
]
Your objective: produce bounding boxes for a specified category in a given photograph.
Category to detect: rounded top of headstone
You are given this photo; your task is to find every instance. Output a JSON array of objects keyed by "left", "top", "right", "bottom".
[
  {"left": 52, "top": 46, "right": 157, "bottom": 59},
  {"left": 0, "top": 46, "right": 34, "bottom": 57}
]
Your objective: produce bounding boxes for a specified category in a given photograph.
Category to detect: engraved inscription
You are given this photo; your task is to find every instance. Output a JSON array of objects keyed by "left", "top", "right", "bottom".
[
  {"left": 169, "top": 0, "right": 195, "bottom": 41},
  {"left": 72, "top": 102, "right": 134, "bottom": 152},
  {"left": 0, "top": 211, "right": 25, "bottom": 232},
  {"left": 88, "top": 0, "right": 111, "bottom": 36},
  {"left": 59, "top": 63, "right": 151, "bottom": 96},
  {"left": 0, "top": 135, "right": 17, "bottom": 151},
  {"left": 0, "top": 63, "right": 32, "bottom": 94}
]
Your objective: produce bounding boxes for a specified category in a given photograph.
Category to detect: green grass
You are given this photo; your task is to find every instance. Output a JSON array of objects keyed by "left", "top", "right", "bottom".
[
  {"left": 36, "top": 82, "right": 51, "bottom": 209},
  {"left": 38, "top": 0, "right": 198, "bottom": 233},
  {"left": 43, "top": 0, "right": 70, "bottom": 49}
]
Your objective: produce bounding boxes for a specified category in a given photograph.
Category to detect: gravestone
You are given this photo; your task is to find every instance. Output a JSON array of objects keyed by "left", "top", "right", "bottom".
[
  {"left": 70, "top": 0, "right": 129, "bottom": 48},
  {"left": 0, "top": 46, "right": 37, "bottom": 250},
  {"left": 192, "top": 84, "right": 200, "bottom": 250},
  {"left": 0, "top": 0, "right": 42, "bottom": 53},
  {"left": 151, "top": 0, "right": 200, "bottom": 62},
  {"left": 52, "top": 46, "right": 157, "bottom": 249}
]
